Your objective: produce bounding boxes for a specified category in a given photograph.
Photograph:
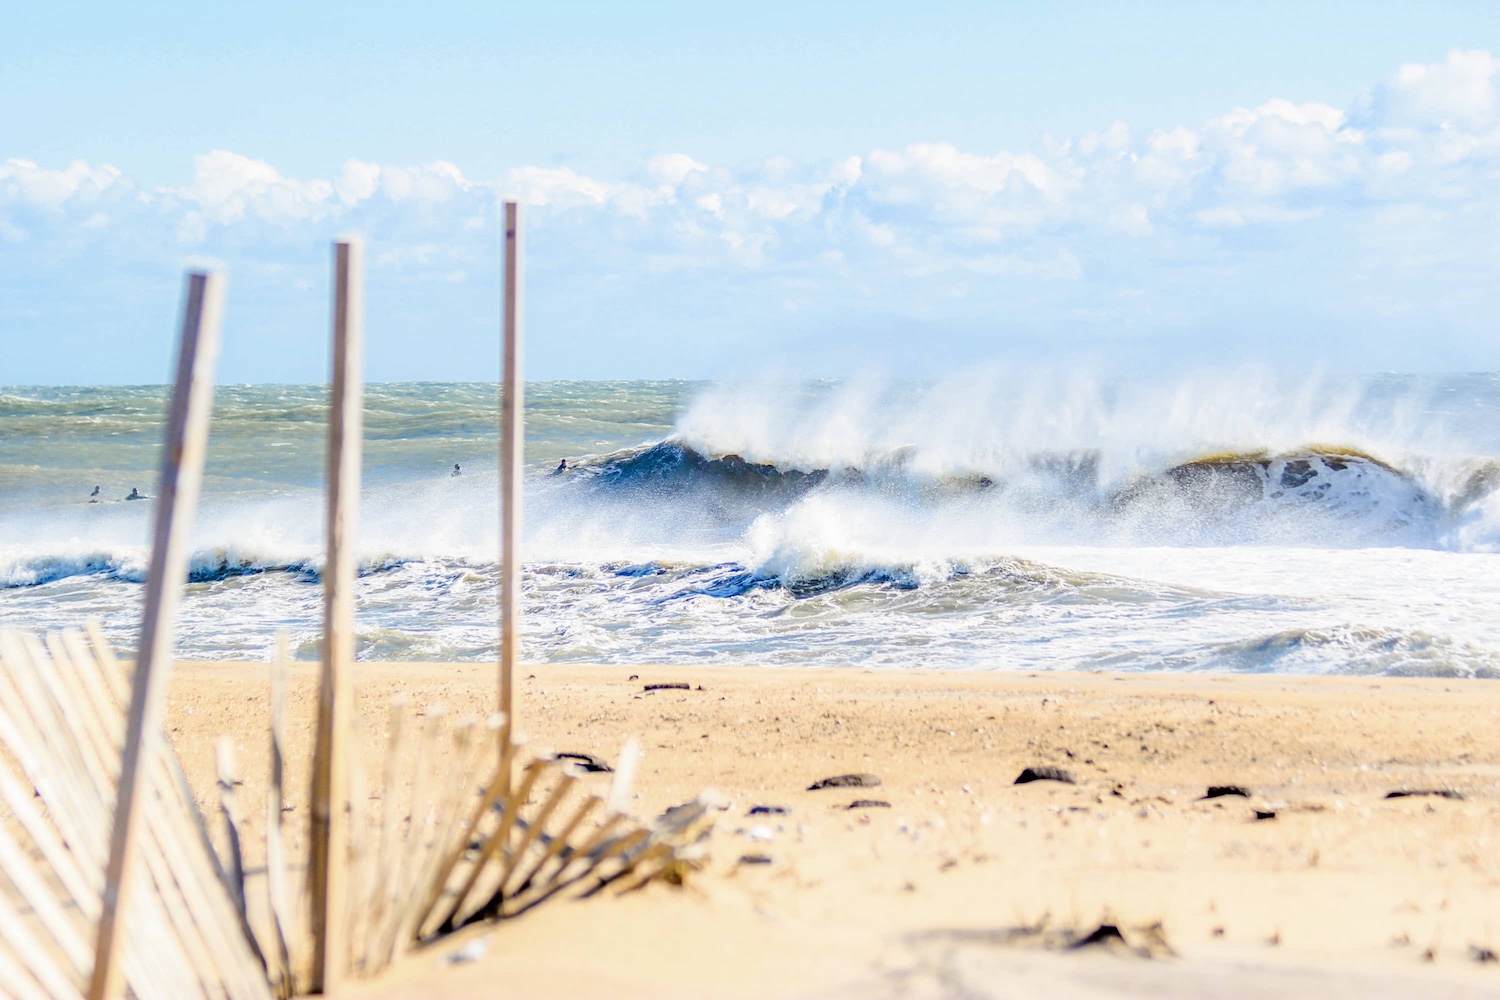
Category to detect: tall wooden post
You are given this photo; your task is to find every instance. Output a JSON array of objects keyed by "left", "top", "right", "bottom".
[
  {"left": 499, "top": 202, "right": 524, "bottom": 778},
  {"left": 88, "top": 271, "right": 225, "bottom": 1000},
  {"left": 309, "top": 238, "right": 364, "bottom": 993}
]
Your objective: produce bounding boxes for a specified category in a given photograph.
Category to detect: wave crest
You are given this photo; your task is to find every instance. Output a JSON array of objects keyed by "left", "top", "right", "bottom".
[{"left": 566, "top": 438, "right": 1490, "bottom": 548}]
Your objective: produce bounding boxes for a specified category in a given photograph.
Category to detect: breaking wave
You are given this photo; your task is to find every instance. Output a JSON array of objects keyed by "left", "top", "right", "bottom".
[
  {"left": 6, "top": 442, "right": 1500, "bottom": 595},
  {"left": 0, "top": 548, "right": 426, "bottom": 590},
  {"left": 562, "top": 440, "right": 1498, "bottom": 550}
]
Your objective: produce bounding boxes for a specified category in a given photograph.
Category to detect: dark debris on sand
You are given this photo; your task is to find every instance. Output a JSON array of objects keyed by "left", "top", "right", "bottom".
[
  {"left": 907, "top": 919, "right": 1175, "bottom": 960},
  {"left": 808, "top": 773, "right": 882, "bottom": 791},
  {"left": 1385, "top": 788, "right": 1465, "bottom": 801},
  {"left": 551, "top": 752, "right": 613, "bottom": 772},
  {"left": 1200, "top": 785, "right": 1251, "bottom": 800}
]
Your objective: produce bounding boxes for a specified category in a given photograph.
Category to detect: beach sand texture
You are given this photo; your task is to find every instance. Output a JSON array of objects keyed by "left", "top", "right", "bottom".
[{"left": 162, "top": 662, "right": 1500, "bottom": 998}]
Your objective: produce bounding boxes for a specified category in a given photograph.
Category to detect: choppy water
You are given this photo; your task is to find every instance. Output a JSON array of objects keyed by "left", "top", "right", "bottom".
[{"left": 4, "top": 373, "right": 1500, "bottom": 675}]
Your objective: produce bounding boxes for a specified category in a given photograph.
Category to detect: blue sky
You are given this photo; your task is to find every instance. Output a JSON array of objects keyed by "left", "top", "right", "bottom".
[{"left": 3, "top": 1, "right": 1500, "bottom": 383}]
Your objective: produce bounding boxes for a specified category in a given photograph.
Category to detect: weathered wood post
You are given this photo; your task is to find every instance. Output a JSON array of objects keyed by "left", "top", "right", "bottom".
[
  {"left": 88, "top": 271, "right": 225, "bottom": 1000},
  {"left": 499, "top": 202, "right": 524, "bottom": 780},
  {"left": 310, "top": 237, "right": 365, "bottom": 993}
]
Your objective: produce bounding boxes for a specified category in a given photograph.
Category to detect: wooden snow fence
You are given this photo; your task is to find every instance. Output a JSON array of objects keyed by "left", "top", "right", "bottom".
[
  {"left": 246, "top": 642, "right": 716, "bottom": 994},
  {"left": 0, "top": 210, "right": 716, "bottom": 998},
  {"left": 0, "top": 625, "right": 271, "bottom": 1000},
  {"left": 219, "top": 641, "right": 717, "bottom": 995},
  {"left": 0, "top": 630, "right": 716, "bottom": 998}
]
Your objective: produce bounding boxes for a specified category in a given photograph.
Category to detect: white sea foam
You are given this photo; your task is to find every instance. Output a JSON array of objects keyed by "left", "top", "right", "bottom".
[{"left": 676, "top": 369, "right": 1493, "bottom": 484}]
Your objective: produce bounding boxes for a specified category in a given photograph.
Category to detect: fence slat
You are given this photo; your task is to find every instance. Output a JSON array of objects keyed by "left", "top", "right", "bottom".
[
  {"left": 499, "top": 202, "right": 524, "bottom": 777},
  {"left": 87, "top": 271, "right": 224, "bottom": 1000},
  {"left": 309, "top": 239, "right": 364, "bottom": 994}
]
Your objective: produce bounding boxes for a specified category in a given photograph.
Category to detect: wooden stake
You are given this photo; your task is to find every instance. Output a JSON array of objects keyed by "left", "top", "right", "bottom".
[
  {"left": 4, "top": 632, "right": 109, "bottom": 861},
  {"left": 0, "top": 748, "right": 95, "bottom": 915},
  {"left": 0, "top": 887, "right": 79, "bottom": 1000},
  {"left": 505, "top": 794, "right": 601, "bottom": 901},
  {"left": 499, "top": 201, "right": 524, "bottom": 778},
  {"left": 495, "top": 771, "right": 577, "bottom": 895},
  {"left": 264, "top": 635, "right": 293, "bottom": 995},
  {"left": 392, "top": 717, "right": 481, "bottom": 951},
  {"left": 309, "top": 238, "right": 364, "bottom": 994},
  {"left": 606, "top": 737, "right": 640, "bottom": 816},
  {"left": 409, "top": 726, "right": 515, "bottom": 936},
  {"left": 370, "top": 713, "right": 440, "bottom": 966},
  {"left": 0, "top": 804, "right": 93, "bottom": 977},
  {"left": 46, "top": 632, "right": 119, "bottom": 787},
  {"left": 84, "top": 620, "right": 129, "bottom": 707},
  {"left": 510, "top": 825, "right": 647, "bottom": 916},
  {"left": 215, "top": 738, "right": 248, "bottom": 921},
  {"left": 362, "top": 697, "right": 406, "bottom": 967},
  {"left": 88, "top": 270, "right": 224, "bottom": 1000},
  {"left": 342, "top": 704, "right": 373, "bottom": 976},
  {"left": 441, "top": 757, "right": 552, "bottom": 931}
]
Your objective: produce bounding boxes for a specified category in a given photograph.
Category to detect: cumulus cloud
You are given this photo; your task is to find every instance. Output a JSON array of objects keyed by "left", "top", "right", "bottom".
[
  {"left": 5, "top": 48, "right": 1500, "bottom": 377},
  {"left": 6, "top": 48, "right": 1495, "bottom": 263},
  {"left": 335, "top": 160, "right": 381, "bottom": 204},
  {"left": 645, "top": 152, "right": 707, "bottom": 188},
  {"left": 501, "top": 165, "right": 613, "bottom": 209},
  {"left": 0, "top": 158, "right": 124, "bottom": 210},
  {"left": 1369, "top": 48, "right": 1500, "bottom": 129},
  {"left": 183, "top": 150, "right": 336, "bottom": 225}
]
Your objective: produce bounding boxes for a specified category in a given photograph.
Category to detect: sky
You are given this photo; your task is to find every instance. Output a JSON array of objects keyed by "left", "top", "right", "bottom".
[{"left": 3, "top": 1, "right": 1500, "bottom": 383}]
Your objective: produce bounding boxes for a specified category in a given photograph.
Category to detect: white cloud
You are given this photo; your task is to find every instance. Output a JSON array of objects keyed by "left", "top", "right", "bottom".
[
  {"left": 829, "top": 155, "right": 862, "bottom": 187},
  {"left": 864, "top": 142, "right": 1068, "bottom": 205},
  {"left": 1375, "top": 49, "right": 1500, "bottom": 129},
  {"left": 10, "top": 47, "right": 1490, "bottom": 263},
  {"left": 4, "top": 48, "right": 1500, "bottom": 372},
  {"left": 1214, "top": 98, "right": 1346, "bottom": 134},
  {"left": 645, "top": 153, "right": 708, "bottom": 189},
  {"left": 335, "top": 160, "right": 381, "bottom": 204},
  {"left": 501, "top": 165, "right": 611, "bottom": 208},
  {"left": 0, "top": 158, "right": 124, "bottom": 210},
  {"left": 182, "top": 150, "right": 335, "bottom": 225},
  {"left": 378, "top": 161, "right": 470, "bottom": 203},
  {"left": 694, "top": 192, "right": 724, "bottom": 217}
]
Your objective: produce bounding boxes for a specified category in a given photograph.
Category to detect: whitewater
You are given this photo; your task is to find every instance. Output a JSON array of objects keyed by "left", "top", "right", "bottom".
[{"left": 4, "top": 373, "right": 1500, "bottom": 675}]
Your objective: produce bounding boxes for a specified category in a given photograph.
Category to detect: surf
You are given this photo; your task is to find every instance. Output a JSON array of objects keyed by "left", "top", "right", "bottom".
[{"left": 6, "top": 374, "right": 1500, "bottom": 677}]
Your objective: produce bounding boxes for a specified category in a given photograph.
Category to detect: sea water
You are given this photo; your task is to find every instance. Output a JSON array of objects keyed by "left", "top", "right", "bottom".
[{"left": 3, "top": 372, "right": 1500, "bottom": 675}]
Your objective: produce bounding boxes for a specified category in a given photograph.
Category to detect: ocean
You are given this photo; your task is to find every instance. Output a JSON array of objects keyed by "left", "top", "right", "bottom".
[{"left": 3, "top": 373, "right": 1500, "bottom": 675}]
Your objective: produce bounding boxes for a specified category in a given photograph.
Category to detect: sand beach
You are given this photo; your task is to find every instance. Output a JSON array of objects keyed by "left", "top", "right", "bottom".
[{"left": 161, "top": 661, "right": 1500, "bottom": 998}]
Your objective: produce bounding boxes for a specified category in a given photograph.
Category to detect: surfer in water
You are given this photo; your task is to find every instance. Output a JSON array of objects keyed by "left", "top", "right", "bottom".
[
  {"left": 125, "top": 487, "right": 145, "bottom": 501},
  {"left": 88, "top": 486, "right": 101, "bottom": 502},
  {"left": 452, "top": 463, "right": 462, "bottom": 477},
  {"left": 553, "top": 458, "right": 568, "bottom": 475}
]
